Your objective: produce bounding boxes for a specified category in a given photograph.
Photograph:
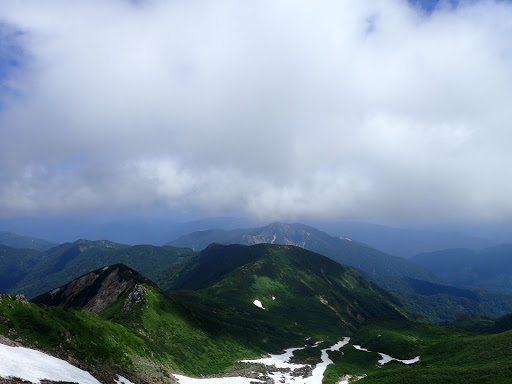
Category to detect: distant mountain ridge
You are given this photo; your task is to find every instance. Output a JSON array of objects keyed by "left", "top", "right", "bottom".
[
  {"left": 308, "top": 221, "right": 493, "bottom": 258},
  {"left": 168, "top": 222, "right": 438, "bottom": 283},
  {"left": 0, "top": 231, "right": 57, "bottom": 251},
  {"left": 411, "top": 244, "right": 512, "bottom": 293},
  {"left": 1, "top": 239, "right": 195, "bottom": 299},
  {"left": 371, "top": 275, "right": 512, "bottom": 322}
]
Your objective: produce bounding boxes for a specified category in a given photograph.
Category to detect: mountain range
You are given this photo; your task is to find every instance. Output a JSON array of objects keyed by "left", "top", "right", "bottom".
[
  {"left": 168, "top": 222, "right": 438, "bottom": 282},
  {"left": 1, "top": 244, "right": 406, "bottom": 382},
  {"left": 1, "top": 215, "right": 504, "bottom": 256},
  {"left": 167, "top": 222, "right": 512, "bottom": 321},
  {"left": 3, "top": 221, "right": 512, "bottom": 323},
  {"left": 2, "top": 241, "right": 512, "bottom": 383}
]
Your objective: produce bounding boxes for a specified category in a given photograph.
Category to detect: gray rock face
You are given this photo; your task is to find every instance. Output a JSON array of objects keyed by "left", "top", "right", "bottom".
[{"left": 31, "top": 264, "right": 153, "bottom": 313}]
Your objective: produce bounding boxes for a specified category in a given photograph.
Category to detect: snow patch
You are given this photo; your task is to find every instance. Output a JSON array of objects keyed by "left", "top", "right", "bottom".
[
  {"left": 253, "top": 299, "right": 265, "bottom": 309},
  {"left": 241, "top": 347, "right": 306, "bottom": 369},
  {"left": 352, "top": 344, "right": 420, "bottom": 366},
  {"left": 175, "top": 339, "right": 352, "bottom": 384},
  {"left": 115, "top": 375, "right": 136, "bottom": 384},
  {"left": 378, "top": 354, "right": 420, "bottom": 365},
  {"left": 353, "top": 345, "right": 370, "bottom": 352},
  {"left": 174, "top": 374, "right": 261, "bottom": 384},
  {"left": 240, "top": 338, "right": 351, "bottom": 384},
  {"left": 304, "top": 338, "right": 350, "bottom": 384},
  {"left": 0, "top": 343, "right": 101, "bottom": 384},
  {"left": 338, "top": 374, "right": 366, "bottom": 383}
]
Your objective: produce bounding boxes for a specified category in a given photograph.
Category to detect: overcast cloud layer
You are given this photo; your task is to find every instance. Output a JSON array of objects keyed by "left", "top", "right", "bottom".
[{"left": 1, "top": 0, "right": 512, "bottom": 223}]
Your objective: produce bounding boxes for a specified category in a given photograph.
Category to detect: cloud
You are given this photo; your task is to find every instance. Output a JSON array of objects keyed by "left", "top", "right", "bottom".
[{"left": 1, "top": 0, "right": 512, "bottom": 223}]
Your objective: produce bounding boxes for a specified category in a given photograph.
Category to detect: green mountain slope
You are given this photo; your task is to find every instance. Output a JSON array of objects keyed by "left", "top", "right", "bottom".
[
  {"left": 159, "top": 243, "right": 407, "bottom": 333},
  {"left": 168, "top": 222, "right": 438, "bottom": 282},
  {"left": 169, "top": 223, "right": 512, "bottom": 323},
  {"left": 332, "top": 320, "right": 512, "bottom": 383},
  {"left": 8, "top": 240, "right": 195, "bottom": 299},
  {"left": 29, "top": 263, "right": 262, "bottom": 376}
]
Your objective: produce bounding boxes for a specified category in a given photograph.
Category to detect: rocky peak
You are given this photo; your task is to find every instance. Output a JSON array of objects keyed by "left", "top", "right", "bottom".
[
  {"left": 241, "top": 223, "right": 313, "bottom": 248},
  {"left": 31, "top": 264, "right": 154, "bottom": 313}
]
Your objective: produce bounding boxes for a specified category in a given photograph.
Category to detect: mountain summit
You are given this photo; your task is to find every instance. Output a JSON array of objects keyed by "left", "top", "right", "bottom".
[
  {"left": 31, "top": 264, "right": 155, "bottom": 313},
  {"left": 159, "top": 243, "right": 407, "bottom": 332}
]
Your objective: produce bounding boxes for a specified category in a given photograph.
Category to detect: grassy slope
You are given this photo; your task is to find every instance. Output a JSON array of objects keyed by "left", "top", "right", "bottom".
[
  {"left": 159, "top": 243, "right": 408, "bottom": 366},
  {"left": 163, "top": 244, "right": 407, "bottom": 330},
  {"left": 0, "top": 286, "right": 262, "bottom": 382},
  {"left": 0, "top": 293, "right": 151, "bottom": 383},
  {"left": 101, "top": 285, "right": 262, "bottom": 376}
]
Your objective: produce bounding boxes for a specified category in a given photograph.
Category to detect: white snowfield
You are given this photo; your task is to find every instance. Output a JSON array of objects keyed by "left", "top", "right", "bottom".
[
  {"left": 0, "top": 343, "right": 101, "bottom": 384},
  {"left": 353, "top": 344, "right": 420, "bottom": 365},
  {"left": 174, "top": 374, "right": 260, "bottom": 384}
]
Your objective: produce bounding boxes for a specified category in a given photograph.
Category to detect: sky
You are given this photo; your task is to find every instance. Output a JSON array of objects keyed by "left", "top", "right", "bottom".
[{"left": 1, "top": 0, "right": 512, "bottom": 225}]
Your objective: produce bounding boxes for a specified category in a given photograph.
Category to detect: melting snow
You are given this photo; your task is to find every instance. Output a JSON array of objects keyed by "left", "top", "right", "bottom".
[
  {"left": 378, "top": 354, "right": 420, "bottom": 365},
  {"left": 338, "top": 374, "right": 366, "bottom": 383},
  {"left": 115, "top": 375, "right": 136, "bottom": 384},
  {"left": 0, "top": 343, "right": 101, "bottom": 384},
  {"left": 242, "top": 347, "right": 306, "bottom": 369},
  {"left": 174, "top": 375, "right": 259, "bottom": 384},
  {"left": 352, "top": 344, "right": 420, "bottom": 366},
  {"left": 253, "top": 299, "right": 265, "bottom": 309},
  {"left": 176, "top": 339, "right": 352, "bottom": 384},
  {"left": 303, "top": 338, "right": 350, "bottom": 384},
  {"left": 239, "top": 337, "right": 351, "bottom": 384},
  {"left": 174, "top": 337, "right": 415, "bottom": 384},
  {"left": 353, "top": 345, "right": 370, "bottom": 352}
]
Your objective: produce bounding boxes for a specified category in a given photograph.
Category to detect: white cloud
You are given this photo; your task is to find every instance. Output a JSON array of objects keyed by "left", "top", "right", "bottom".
[{"left": 1, "top": 0, "right": 512, "bottom": 223}]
